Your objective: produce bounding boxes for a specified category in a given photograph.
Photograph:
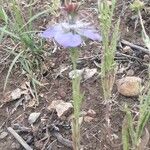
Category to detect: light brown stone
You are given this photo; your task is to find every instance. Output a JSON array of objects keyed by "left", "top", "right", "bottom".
[{"left": 117, "top": 76, "right": 142, "bottom": 96}]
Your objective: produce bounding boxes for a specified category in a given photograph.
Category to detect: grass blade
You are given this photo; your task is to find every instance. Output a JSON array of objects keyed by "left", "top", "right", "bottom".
[
  {"left": 0, "top": 28, "right": 20, "bottom": 39},
  {"left": 19, "top": 9, "right": 50, "bottom": 31},
  {"left": 0, "top": 26, "right": 7, "bottom": 43},
  {"left": 4, "top": 50, "right": 24, "bottom": 90},
  {"left": 0, "top": 7, "right": 8, "bottom": 23}
]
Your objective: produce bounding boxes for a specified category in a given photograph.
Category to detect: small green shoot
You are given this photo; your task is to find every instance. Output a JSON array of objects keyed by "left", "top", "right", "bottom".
[
  {"left": 130, "top": 0, "right": 150, "bottom": 51},
  {"left": 98, "top": 0, "right": 120, "bottom": 102},
  {"left": 122, "top": 1, "right": 150, "bottom": 149},
  {"left": 122, "top": 90, "right": 150, "bottom": 150}
]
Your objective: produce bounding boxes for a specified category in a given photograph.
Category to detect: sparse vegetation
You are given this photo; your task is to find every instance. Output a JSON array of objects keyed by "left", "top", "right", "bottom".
[
  {"left": 122, "top": 1, "right": 150, "bottom": 149},
  {"left": 0, "top": 0, "right": 149, "bottom": 149}
]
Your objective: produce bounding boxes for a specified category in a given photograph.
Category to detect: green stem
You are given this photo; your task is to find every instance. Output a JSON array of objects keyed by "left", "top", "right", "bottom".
[
  {"left": 70, "top": 48, "right": 81, "bottom": 150},
  {"left": 70, "top": 48, "right": 78, "bottom": 71}
]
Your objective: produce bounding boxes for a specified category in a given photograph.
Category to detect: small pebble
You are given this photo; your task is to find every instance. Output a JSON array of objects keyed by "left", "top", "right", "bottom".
[
  {"left": 143, "top": 54, "right": 149, "bottom": 63},
  {"left": 0, "top": 131, "right": 8, "bottom": 139},
  {"left": 112, "top": 133, "right": 119, "bottom": 140},
  {"left": 87, "top": 109, "right": 96, "bottom": 117},
  {"left": 58, "top": 88, "right": 66, "bottom": 98},
  {"left": 122, "top": 46, "right": 133, "bottom": 54},
  {"left": 84, "top": 116, "right": 94, "bottom": 123},
  {"left": 126, "top": 69, "right": 134, "bottom": 76},
  {"left": 28, "top": 112, "right": 41, "bottom": 124},
  {"left": 11, "top": 88, "right": 22, "bottom": 100}
]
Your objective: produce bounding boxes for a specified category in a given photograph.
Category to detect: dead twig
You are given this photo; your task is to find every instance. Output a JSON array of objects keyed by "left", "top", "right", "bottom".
[
  {"left": 24, "top": 0, "right": 39, "bottom": 7},
  {"left": 47, "top": 139, "right": 57, "bottom": 150},
  {"left": 12, "top": 124, "right": 32, "bottom": 133},
  {"left": 52, "top": 131, "right": 73, "bottom": 149},
  {"left": 41, "top": 137, "right": 50, "bottom": 150},
  {"left": 0, "top": 97, "right": 24, "bottom": 130},
  {"left": 7, "top": 127, "right": 33, "bottom": 150},
  {"left": 121, "top": 39, "right": 150, "bottom": 55}
]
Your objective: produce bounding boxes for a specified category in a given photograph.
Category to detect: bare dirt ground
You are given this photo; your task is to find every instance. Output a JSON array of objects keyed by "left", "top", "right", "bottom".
[{"left": 0, "top": 0, "right": 150, "bottom": 149}]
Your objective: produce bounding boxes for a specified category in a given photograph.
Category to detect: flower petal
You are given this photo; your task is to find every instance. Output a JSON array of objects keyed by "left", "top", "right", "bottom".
[
  {"left": 54, "top": 32, "right": 82, "bottom": 48},
  {"left": 40, "top": 25, "right": 63, "bottom": 38},
  {"left": 78, "top": 29, "right": 102, "bottom": 41}
]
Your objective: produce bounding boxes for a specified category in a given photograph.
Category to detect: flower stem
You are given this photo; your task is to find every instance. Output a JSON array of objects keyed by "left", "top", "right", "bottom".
[
  {"left": 70, "top": 48, "right": 82, "bottom": 150},
  {"left": 138, "top": 10, "right": 147, "bottom": 39}
]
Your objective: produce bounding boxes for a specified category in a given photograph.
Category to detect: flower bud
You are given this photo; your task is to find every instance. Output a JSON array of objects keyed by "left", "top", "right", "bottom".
[{"left": 64, "top": 2, "right": 79, "bottom": 14}]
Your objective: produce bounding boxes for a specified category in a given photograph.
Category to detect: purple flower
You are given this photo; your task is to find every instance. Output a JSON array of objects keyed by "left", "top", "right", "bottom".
[{"left": 40, "top": 21, "right": 102, "bottom": 48}]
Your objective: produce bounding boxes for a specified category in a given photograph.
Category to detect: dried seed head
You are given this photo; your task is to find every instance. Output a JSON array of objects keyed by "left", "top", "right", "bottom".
[{"left": 130, "top": 0, "right": 145, "bottom": 12}]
